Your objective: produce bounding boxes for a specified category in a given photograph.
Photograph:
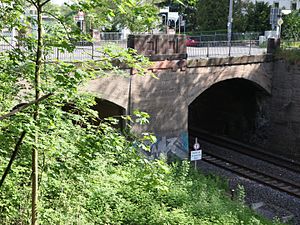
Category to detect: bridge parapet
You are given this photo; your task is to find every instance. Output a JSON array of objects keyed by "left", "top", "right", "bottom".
[
  {"left": 127, "top": 34, "right": 187, "bottom": 61},
  {"left": 187, "top": 55, "right": 274, "bottom": 68}
]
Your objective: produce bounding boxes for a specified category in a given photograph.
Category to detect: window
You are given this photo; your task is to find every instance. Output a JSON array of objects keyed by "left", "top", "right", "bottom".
[
  {"left": 274, "top": 2, "right": 279, "bottom": 8},
  {"left": 291, "top": 3, "right": 297, "bottom": 10}
]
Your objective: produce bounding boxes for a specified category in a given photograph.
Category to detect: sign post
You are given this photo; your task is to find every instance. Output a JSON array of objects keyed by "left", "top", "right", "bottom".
[
  {"left": 191, "top": 138, "right": 202, "bottom": 170},
  {"left": 227, "top": 0, "right": 233, "bottom": 47}
]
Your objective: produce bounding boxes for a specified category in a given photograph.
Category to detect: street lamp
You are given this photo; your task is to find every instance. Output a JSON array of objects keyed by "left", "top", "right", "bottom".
[{"left": 227, "top": 0, "right": 233, "bottom": 46}]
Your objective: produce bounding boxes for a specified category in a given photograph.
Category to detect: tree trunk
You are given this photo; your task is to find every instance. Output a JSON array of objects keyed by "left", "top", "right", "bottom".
[{"left": 32, "top": 1, "right": 43, "bottom": 224}]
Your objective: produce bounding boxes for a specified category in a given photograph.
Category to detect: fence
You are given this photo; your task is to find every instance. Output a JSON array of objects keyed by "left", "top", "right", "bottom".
[
  {"left": 99, "top": 32, "right": 124, "bottom": 40},
  {"left": 0, "top": 38, "right": 268, "bottom": 61},
  {"left": 0, "top": 40, "right": 127, "bottom": 61},
  {"left": 45, "top": 40, "right": 127, "bottom": 61},
  {"left": 187, "top": 32, "right": 260, "bottom": 42},
  {"left": 0, "top": 43, "right": 12, "bottom": 52},
  {"left": 187, "top": 40, "right": 266, "bottom": 58}
]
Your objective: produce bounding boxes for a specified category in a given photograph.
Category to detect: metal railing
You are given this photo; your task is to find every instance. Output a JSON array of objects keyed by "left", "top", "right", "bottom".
[
  {"left": 0, "top": 40, "right": 128, "bottom": 61},
  {"left": 0, "top": 44, "right": 12, "bottom": 52},
  {"left": 187, "top": 40, "right": 267, "bottom": 58},
  {"left": 188, "top": 32, "right": 260, "bottom": 42},
  {"left": 99, "top": 32, "right": 124, "bottom": 40},
  {"left": 0, "top": 38, "right": 268, "bottom": 61}
]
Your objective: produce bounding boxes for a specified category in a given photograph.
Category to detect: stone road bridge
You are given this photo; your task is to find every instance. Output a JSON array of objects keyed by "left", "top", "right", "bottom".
[{"left": 82, "top": 34, "right": 300, "bottom": 162}]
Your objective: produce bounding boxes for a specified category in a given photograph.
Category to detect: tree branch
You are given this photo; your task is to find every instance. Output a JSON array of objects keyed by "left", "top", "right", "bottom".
[
  {"left": 0, "top": 93, "right": 53, "bottom": 122},
  {"left": 27, "top": 0, "right": 38, "bottom": 9},
  {"left": 0, "top": 35, "right": 26, "bottom": 58},
  {"left": 40, "top": 0, "right": 51, "bottom": 7},
  {"left": 42, "top": 11, "right": 74, "bottom": 43},
  {"left": 0, "top": 131, "right": 26, "bottom": 188}
]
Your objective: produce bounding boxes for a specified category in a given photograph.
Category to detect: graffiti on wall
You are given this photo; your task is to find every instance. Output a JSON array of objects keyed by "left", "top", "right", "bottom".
[{"left": 150, "top": 132, "right": 189, "bottom": 159}]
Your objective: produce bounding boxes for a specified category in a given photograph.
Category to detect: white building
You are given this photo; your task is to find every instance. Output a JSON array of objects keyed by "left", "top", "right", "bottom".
[{"left": 253, "top": 0, "right": 300, "bottom": 10}]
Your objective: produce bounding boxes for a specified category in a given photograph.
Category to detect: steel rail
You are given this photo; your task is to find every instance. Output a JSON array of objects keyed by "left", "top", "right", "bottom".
[
  {"left": 201, "top": 152, "right": 300, "bottom": 198},
  {"left": 189, "top": 128, "right": 300, "bottom": 198},
  {"left": 189, "top": 127, "right": 300, "bottom": 173}
]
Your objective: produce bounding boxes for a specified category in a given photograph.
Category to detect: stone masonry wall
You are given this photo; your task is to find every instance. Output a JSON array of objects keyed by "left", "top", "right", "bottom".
[
  {"left": 265, "top": 61, "right": 300, "bottom": 161},
  {"left": 130, "top": 70, "right": 189, "bottom": 159},
  {"left": 83, "top": 56, "right": 273, "bottom": 160},
  {"left": 130, "top": 57, "right": 273, "bottom": 160}
]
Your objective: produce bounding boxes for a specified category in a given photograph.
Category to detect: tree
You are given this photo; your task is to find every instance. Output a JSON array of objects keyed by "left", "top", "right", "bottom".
[
  {"left": 161, "top": 0, "right": 270, "bottom": 33},
  {"left": 245, "top": 1, "right": 270, "bottom": 33},
  {"left": 157, "top": 0, "right": 229, "bottom": 33},
  {"left": 281, "top": 10, "right": 300, "bottom": 41},
  {"left": 0, "top": 0, "right": 154, "bottom": 224},
  {"left": 75, "top": 0, "right": 160, "bottom": 33},
  {"left": 189, "top": 0, "right": 228, "bottom": 32},
  {"left": 156, "top": 0, "right": 197, "bottom": 32},
  {"left": 232, "top": 0, "right": 250, "bottom": 32}
]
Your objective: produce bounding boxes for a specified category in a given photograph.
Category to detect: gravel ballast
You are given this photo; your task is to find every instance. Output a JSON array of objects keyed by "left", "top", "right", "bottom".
[{"left": 193, "top": 140, "right": 300, "bottom": 224}]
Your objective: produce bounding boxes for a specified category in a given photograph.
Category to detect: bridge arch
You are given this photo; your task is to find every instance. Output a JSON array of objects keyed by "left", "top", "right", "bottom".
[
  {"left": 81, "top": 75, "right": 131, "bottom": 111},
  {"left": 188, "top": 78, "right": 270, "bottom": 143},
  {"left": 187, "top": 63, "right": 271, "bottom": 105},
  {"left": 92, "top": 97, "right": 126, "bottom": 129},
  {"left": 63, "top": 95, "right": 126, "bottom": 129}
]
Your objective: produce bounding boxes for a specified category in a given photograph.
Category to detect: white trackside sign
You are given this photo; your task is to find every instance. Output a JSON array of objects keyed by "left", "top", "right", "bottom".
[{"left": 191, "top": 138, "right": 202, "bottom": 161}]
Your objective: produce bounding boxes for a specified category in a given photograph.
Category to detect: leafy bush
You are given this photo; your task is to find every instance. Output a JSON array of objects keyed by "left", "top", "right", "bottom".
[
  {"left": 0, "top": 103, "right": 283, "bottom": 224},
  {"left": 276, "top": 48, "right": 300, "bottom": 64}
]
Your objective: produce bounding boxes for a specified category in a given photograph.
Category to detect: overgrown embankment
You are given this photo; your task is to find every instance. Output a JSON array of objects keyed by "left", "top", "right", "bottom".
[
  {"left": 276, "top": 47, "right": 300, "bottom": 64},
  {"left": 0, "top": 114, "right": 283, "bottom": 224}
]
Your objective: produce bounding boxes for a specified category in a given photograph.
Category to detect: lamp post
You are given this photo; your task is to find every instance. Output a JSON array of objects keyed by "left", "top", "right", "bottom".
[{"left": 227, "top": 0, "right": 233, "bottom": 46}]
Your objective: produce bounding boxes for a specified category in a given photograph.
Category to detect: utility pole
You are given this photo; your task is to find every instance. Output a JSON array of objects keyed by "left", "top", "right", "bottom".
[{"left": 227, "top": 0, "right": 233, "bottom": 46}]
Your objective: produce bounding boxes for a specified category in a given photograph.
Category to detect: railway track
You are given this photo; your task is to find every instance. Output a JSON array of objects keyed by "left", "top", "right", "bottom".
[
  {"left": 201, "top": 152, "right": 300, "bottom": 198},
  {"left": 189, "top": 128, "right": 300, "bottom": 198},
  {"left": 189, "top": 127, "right": 300, "bottom": 173}
]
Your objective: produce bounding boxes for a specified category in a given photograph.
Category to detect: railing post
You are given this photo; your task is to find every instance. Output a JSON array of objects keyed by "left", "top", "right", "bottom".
[
  {"left": 92, "top": 42, "right": 94, "bottom": 60},
  {"left": 267, "top": 38, "right": 280, "bottom": 55},
  {"left": 228, "top": 40, "right": 231, "bottom": 57},
  {"left": 249, "top": 39, "right": 252, "bottom": 55},
  {"left": 207, "top": 41, "right": 209, "bottom": 58},
  {"left": 56, "top": 47, "right": 59, "bottom": 60}
]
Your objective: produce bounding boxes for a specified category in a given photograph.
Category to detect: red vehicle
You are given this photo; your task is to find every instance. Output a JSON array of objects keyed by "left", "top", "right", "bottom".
[{"left": 186, "top": 36, "right": 200, "bottom": 47}]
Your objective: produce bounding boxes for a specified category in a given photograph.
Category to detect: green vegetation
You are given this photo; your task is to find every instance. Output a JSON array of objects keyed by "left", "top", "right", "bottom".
[
  {"left": 281, "top": 41, "right": 300, "bottom": 49},
  {"left": 0, "top": 114, "right": 283, "bottom": 224},
  {"left": 235, "top": 0, "right": 270, "bottom": 33},
  {"left": 281, "top": 10, "right": 300, "bottom": 41},
  {"left": 276, "top": 10, "right": 300, "bottom": 63},
  {"left": 276, "top": 48, "right": 300, "bottom": 64},
  {"left": 160, "top": 0, "right": 270, "bottom": 33},
  {"left": 74, "top": 0, "right": 160, "bottom": 33}
]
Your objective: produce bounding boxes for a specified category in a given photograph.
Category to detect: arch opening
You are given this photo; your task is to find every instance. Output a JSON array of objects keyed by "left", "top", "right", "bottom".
[
  {"left": 92, "top": 98, "right": 126, "bottom": 130},
  {"left": 188, "top": 78, "right": 269, "bottom": 144},
  {"left": 63, "top": 98, "right": 126, "bottom": 130}
]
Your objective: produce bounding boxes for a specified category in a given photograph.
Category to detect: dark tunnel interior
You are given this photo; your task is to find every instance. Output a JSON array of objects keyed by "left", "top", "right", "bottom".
[
  {"left": 63, "top": 98, "right": 125, "bottom": 130},
  {"left": 188, "top": 78, "right": 266, "bottom": 143},
  {"left": 92, "top": 98, "right": 125, "bottom": 130}
]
